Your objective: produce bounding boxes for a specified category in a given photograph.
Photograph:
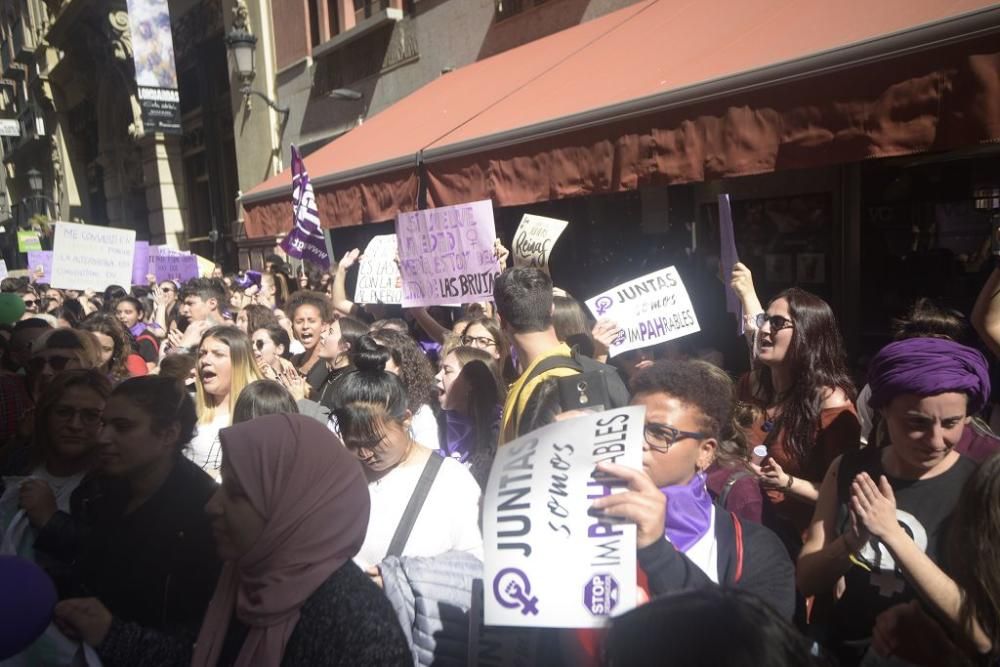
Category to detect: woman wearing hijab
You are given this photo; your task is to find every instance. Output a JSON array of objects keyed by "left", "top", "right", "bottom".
[
  {"left": 58, "top": 413, "right": 410, "bottom": 665},
  {"left": 798, "top": 337, "right": 989, "bottom": 665}
]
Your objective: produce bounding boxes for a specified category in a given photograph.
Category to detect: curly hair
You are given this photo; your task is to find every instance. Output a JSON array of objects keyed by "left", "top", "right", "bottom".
[
  {"left": 370, "top": 328, "right": 437, "bottom": 411},
  {"left": 630, "top": 360, "right": 734, "bottom": 441},
  {"left": 77, "top": 314, "right": 132, "bottom": 382},
  {"left": 285, "top": 290, "right": 334, "bottom": 324}
]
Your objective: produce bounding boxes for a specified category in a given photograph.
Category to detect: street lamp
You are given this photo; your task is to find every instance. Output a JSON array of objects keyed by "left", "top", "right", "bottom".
[
  {"left": 225, "top": 21, "right": 289, "bottom": 125},
  {"left": 26, "top": 168, "right": 42, "bottom": 196}
]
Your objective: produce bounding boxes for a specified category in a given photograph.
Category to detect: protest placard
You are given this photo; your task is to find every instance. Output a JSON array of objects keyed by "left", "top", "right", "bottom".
[
  {"left": 50, "top": 223, "right": 136, "bottom": 291},
  {"left": 718, "top": 194, "right": 743, "bottom": 335},
  {"left": 354, "top": 234, "right": 402, "bottom": 304},
  {"left": 0, "top": 260, "right": 6, "bottom": 279},
  {"left": 585, "top": 266, "right": 700, "bottom": 357},
  {"left": 396, "top": 200, "right": 500, "bottom": 307},
  {"left": 27, "top": 250, "right": 53, "bottom": 282},
  {"left": 147, "top": 246, "right": 199, "bottom": 282},
  {"left": 483, "top": 406, "right": 645, "bottom": 628},
  {"left": 17, "top": 230, "right": 42, "bottom": 253},
  {"left": 511, "top": 214, "right": 568, "bottom": 272},
  {"left": 132, "top": 241, "right": 150, "bottom": 286}
]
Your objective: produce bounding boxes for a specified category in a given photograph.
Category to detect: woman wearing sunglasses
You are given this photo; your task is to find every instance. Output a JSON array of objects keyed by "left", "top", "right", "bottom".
[
  {"left": 740, "top": 288, "right": 859, "bottom": 564},
  {"left": 27, "top": 329, "right": 104, "bottom": 401}
]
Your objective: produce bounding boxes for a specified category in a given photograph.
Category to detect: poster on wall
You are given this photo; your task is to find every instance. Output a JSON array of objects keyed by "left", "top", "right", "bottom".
[{"left": 126, "top": 0, "right": 181, "bottom": 134}]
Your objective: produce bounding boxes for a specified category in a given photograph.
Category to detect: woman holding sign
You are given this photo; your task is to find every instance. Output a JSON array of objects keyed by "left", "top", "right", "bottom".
[{"left": 739, "top": 288, "right": 860, "bottom": 561}]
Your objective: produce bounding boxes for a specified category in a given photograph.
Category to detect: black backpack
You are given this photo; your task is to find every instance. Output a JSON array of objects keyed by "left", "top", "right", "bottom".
[{"left": 514, "top": 349, "right": 630, "bottom": 437}]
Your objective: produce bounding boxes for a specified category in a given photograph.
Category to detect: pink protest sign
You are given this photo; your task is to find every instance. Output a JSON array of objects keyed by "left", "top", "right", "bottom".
[
  {"left": 27, "top": 250, "right": 53, "bottom": 282},
  {"left": 395, "top": 200, "right": 500, "bottom": 308}
]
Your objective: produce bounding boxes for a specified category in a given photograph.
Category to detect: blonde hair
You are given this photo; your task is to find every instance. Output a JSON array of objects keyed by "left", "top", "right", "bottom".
[{"left": 195, "top": 325, "right": 263, "bottom": 425}]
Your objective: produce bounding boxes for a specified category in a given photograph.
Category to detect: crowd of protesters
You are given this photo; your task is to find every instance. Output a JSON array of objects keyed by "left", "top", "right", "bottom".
[{"left": 0, "top": 243, "right": 998, "bottom": 667}]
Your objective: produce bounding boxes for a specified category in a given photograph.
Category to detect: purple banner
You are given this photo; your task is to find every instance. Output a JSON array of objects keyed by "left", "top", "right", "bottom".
[
  {"left": 27, "top": 250, "right": 53, "bottom": 282},
  {"left": 718, "top": 194, "right": 742, "bottom": 335},
  {"left": 279, "top": 145, "right": 330, "bottom": 270},
  {"left": 148, "top": 246, "right": 199, "bottom": 283},
  {"left": 132, "top": 241, "right": 150, "bottom": 286}
]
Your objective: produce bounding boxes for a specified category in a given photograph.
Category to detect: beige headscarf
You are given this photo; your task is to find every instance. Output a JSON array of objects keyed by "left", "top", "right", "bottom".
[{"left": 191, "top": 414, "right": 370, "bottom": 667}]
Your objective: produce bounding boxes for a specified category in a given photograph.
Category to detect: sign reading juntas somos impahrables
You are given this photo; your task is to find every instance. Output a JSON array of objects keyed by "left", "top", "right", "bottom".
[
  {"left": 49, "top": 222, "right": 136, "bottom": 292},
  {"left": 396, "top": 199, "right": 500, "bottom": 308},
  {"left": 483, "top": 406, "right": 645, "bottom": 628},
  {"left": 585, "top": 266, "right": 701, "bottom": 358}
]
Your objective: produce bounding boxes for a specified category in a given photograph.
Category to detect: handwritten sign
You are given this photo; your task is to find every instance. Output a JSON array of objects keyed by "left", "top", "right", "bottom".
[
  {"left": 27, "top": 250, "right": 53, "bottom": 282},
  {"left": 512, "top": 214, "right": 568, "bottom": 272},
  {"left": 585, "top": 266, "right": 700, "bottom": 357},
  {"left": 396, "top": 199, "right": 500, "bottom": 307},
  {"left": 148, "top": 246, "right": 199, "bottom": 282},
  {"left": 484, "top": 406, "right": 644, "bottom": 628},
  {"left": 50, "top": 222, "right": 136, "bottom": 291},
  {"left": 355, "top": 234, "right": 402, "bottom": 304}
]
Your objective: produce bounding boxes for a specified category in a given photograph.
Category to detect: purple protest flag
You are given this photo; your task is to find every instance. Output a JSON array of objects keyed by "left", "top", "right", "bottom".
[
  {"left": 132, "top": 241, "right": 150, "bottom": 286},
  {"left": 279, "top": 145, "right": 331, "bottom": 270},
  {"left": 718, "top": 194, "right": 743, "bottom": 335}
]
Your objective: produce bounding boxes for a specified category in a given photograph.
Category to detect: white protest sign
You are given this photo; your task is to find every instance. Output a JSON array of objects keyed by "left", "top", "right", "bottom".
[
  {"left": 49, "top": 222, "right": 136, "bottom": 291},
  {"left": 585, "top": 266, "right": 700, "bottom": 357},
  {"left": 354, "top": 234, "right": 402, "bottom": 304},
  {"left": 396, "top": 199, "right": 500, "bottom": 307},
  {"left": 484, "top": 406, "right": 644, "bottom": 628},
  {"left": 512, "top": 214, "right": 568, "bottom": 272},
  {"left": 0, "top": 260, "right": 7, "bottom": 279}
]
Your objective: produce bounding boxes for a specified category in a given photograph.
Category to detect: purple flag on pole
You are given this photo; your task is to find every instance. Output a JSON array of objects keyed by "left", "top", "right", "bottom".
[
  {"left": 718, "top": 194, "right": 743, "bottom": 335},
  {"left": 279, "top": 145, "right": 330, "bottom": 270}
]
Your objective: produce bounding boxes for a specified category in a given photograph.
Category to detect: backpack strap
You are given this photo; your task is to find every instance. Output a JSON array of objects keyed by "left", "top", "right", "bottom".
[
  {"left": 718, "top": 470, "right": 753, "bottom": 511},
  {"left": 385, "top": 453, "right": 445, "bottom": 558},
  {"left": 730, "top": 512, "right": 744, "bottom": 583},
  {"left": 509, "top": 353, "right": 584, "bottom": 434}
]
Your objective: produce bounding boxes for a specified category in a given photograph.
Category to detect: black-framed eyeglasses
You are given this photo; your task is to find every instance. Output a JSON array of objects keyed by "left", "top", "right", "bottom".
[
  {"left": 51, "top": 405, "right": 103, "bottom": 427},
  {"left": 643, "top": 422, "right": 707, "bottom": 453},
  {"left": 755, "top": 313, "right": 794, "bottom": 332},
  {"left": 462, "top": 335, "right": 496, "bottom": 348}
]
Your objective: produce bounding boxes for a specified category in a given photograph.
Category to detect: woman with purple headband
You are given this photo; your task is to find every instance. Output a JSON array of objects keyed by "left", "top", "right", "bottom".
[{"left": 798, "top": 337, "right": 990, "bottom": 666}]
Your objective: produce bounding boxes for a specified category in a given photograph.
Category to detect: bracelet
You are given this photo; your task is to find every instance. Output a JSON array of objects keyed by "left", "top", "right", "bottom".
[{"left": 785, "top": 474, "right": 795, "bottom": 489}]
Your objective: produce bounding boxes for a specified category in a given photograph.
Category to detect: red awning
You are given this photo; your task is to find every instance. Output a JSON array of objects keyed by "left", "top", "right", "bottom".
[{"left": 242, "top": 0, "right": 1000, "bottom": 237}]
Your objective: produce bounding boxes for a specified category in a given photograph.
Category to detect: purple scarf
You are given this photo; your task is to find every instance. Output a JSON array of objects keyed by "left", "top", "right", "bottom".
[
  {"left": 439, "top": 410, "right": 475, "bottom": 463},
  {"left": 129, "top": 322, "right": 148, "bottom": 338},
  {"left": 662, "top": 471, "right": 713, "bottom": 552}
]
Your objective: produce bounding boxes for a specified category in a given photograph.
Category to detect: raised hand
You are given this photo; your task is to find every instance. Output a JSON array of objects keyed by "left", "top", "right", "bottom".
[
  {"left": 339, "top": 248, "right": 362, "bottom": 271},
  {"left": 851, "top": 473, "right": 901, "bottom": 541},
  {"left": 589, "top": 461, "right": 666, "bottom": 549}
]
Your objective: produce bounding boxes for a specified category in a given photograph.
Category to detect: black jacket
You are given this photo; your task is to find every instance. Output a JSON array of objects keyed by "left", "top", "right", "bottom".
[
  {"left": 98, "top": 561, "right": 412, "bottom": 667},
  {"left": 637, "top": 509, "right": 795, "bottom": 620},
  {"left": 34, "top": 456, "right": 221, "bottom": 635}
]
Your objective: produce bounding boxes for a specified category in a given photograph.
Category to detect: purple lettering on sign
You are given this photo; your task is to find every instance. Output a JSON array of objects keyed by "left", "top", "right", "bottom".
[
  {"left": 493, "top": 568, "right": 539, "bottom": 616},
  {"left": 583, "top": 574, "right": 620, "bottom": 616}
]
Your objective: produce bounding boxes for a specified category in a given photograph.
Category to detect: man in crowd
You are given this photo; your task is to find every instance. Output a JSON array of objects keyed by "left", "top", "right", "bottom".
[
  {"left": 494, "top": 266, "right": 628, "bottom": 444},
  {"left": 179, "top": 278, "right": 226, "bottom": 324}
]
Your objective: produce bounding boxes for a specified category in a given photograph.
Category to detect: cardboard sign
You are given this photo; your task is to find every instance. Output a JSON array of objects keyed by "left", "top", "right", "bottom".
[
  {"left": 396, "top": 199, "right": 500, "bottom": 307},
  {"left": 148, "top": 246, "right": 199, "bottom": 283},
  {"left": 585, "top": 266, "right": 700, "bottom": 357},
  {"left": 50, "top": 223, "right": 136, "bottom": 291},
  {"left": 27, "top": 250, "right": 53, "bottom": 282},
  {"left": 131, "top": 241, "right": 150, "bottom": 286},
  {"left": 194, "top": 254, "right": 215, "bottom": 278},
  {"left": 483, "top": 406, "right": 644, "bottom": 628},
  {"left": 512, "top": 214, "right": 568, "bottom": 271},
  {"left": 355, "top": 234, "right": 402, "bottom": 304},
  {"left": 718, "top": 194, "right": 743, "bottom": 334},
  {"left": 17, "top": 230, "right": 42, "bottom": 253},
  {"left": 0, "top": 260, "right": 6, "bottom": 279}
]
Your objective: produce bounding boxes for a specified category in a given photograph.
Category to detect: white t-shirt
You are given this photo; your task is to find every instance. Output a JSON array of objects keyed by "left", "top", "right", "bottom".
[
  {"left": 354, "top": 453, "right": 483, "bottom": 571},
  {"left": 410, "top": 404, "right": 440, "bottom": 450},
  {"left": 186, "top": 411, "right": 230, "bottom": 482}
]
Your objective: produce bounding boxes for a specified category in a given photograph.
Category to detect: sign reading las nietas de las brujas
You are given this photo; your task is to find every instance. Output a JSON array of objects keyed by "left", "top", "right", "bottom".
[
  {"left": 396, "top": 200, "right": 500, "bottom": 308},
  {"left": 483, "top": 406, "right": 645, "bottom": 628},
  {"left": 585, "top": 266, "right": 700, "bottom": 358}
]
